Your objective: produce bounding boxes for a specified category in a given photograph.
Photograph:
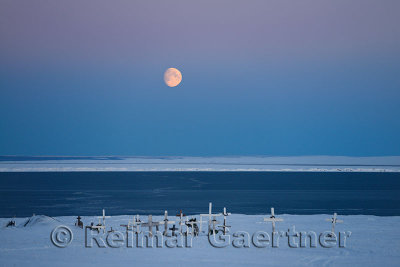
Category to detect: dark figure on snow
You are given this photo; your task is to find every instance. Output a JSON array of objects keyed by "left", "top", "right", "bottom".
[
  {"left": 6, "top": 220, "right": 15, "bottom": 227},
  {"left": 75, "top": 216, "right": 83, "bottom": 229}
]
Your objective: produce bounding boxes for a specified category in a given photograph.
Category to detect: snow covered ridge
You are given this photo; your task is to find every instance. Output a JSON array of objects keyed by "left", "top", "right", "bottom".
[
  {"left": 0, "top": 156, "right": 399, "bottom": 172},
  {"left": 1, "top": 214, "right": 400, "bottom": 266}
]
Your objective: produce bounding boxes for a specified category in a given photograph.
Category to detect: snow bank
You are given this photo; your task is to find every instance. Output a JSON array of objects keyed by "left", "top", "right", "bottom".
[{"left": 0, "top": 214, "right": 399, "bottom": 266}]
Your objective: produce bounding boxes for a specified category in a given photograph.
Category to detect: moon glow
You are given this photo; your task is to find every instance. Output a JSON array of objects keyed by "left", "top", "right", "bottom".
[{"left": 164, "top": 68, "right": 182, "bottom": 87}]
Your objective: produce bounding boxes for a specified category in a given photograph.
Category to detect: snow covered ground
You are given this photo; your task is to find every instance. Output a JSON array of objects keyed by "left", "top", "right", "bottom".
[
  {"left": 1, "top": 156, "right": 399, "bottom": 172},
  {"left": 1, "top": 214, "right": 399, "bottom": 266}
]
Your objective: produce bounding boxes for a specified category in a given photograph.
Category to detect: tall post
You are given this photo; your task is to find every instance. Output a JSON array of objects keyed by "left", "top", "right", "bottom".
[
  {"left": 180, "top": 213, "right": 183, "bottom": 234},
  {"left": 331, "top": 213, "right": 337, "bottom": 233},
  {"left": 271, "top": 208, "right": 276, "bottom": 232},
  {"left": 208, "top": 202, "right": 212, "bottom": 233},
  {"left": 164, "top": 211, "right": 168, "bottom": 234},
  {"left": 222, "top": 207, "right": 231, "bottom": 235},
  {"left": 223, "top": 207, "right": 227, "bottom": 234}
]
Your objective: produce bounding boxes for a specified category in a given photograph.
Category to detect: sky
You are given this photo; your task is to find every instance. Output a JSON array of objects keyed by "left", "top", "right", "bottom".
[{"left": 0, "top": 0, "right": 399, "bottom": 156}]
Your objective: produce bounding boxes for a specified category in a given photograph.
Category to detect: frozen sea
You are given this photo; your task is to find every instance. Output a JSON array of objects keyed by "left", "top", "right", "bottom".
[{"left": 0, "top": 171, "right": 399, "bottom": 217}]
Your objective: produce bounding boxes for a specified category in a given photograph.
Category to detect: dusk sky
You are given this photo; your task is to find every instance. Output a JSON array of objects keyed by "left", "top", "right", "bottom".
[{"left": 1, "top": 0, "right": 399, "bottom": 156}]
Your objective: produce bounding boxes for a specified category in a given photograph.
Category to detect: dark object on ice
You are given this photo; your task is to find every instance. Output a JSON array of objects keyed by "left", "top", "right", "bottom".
[
  {"left": 186, "top": 218, "right": 199, "bottom": 236},
  {"left": 75, "top": 216, "right": 83, "bottom": 229},
  {"left": 209, "top": 216, "right": 220, "bottom": 235},
  {"left": 169, "top": 225, "right": 178, "bottom": 236},
  {"left": 6, "top": 220, "right": 15, "bottom": 227},
  {"left": 94, "top": 222, "right": 104, "bottom": 233},
  {"left": 87, "top": 222, "right": 100, "bottom": 233}
]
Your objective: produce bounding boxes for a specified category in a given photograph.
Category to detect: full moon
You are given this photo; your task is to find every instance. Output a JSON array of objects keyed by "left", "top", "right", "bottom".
[{"left": 164, "top": 68, "right": 182, "bottom": 87}]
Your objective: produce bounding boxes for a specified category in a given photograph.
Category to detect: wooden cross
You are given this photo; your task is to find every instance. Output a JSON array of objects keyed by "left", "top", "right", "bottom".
[
  {"left": 325, "top": 213, "right": 343, "bottom": 234},
  {"left": 199, "top": 202, "right": 222, "bottom": 233},
  {"left": 99, "top": 209, "right": 111, "bottom": 225},
  {"left": 91, "top": 209, "right": 110, "bottom": 233},
  {"left": 263, "top": 207, "right": 283, "bottom": 233},
  {"left": 120, "top": 223, "right": 131, "bottom": 232},
  {"left": 141, "top": 215, "right": 160, "bottom": 236},
  {"left": 176, "top": 210, "right": 187, "bottom": 234},
  {"left": 210, "top": 216, "right": 219, "bottom": 235},
  {"left": 134, "top": 214, "right": 142, "bottom": 233},
  {"left": 159, "top": 211, "right": 175, "bottom": 236},
  {"left": 220, "top": 207, "right": 231, "bottom": 235},
  {"left": 121, "top": 215, "right": 141, "bottom": 233}
]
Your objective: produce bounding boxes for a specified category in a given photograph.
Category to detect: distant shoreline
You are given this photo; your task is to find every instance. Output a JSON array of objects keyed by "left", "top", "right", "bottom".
[{"left": 0, "top": 155, "right": 399, "bottom": 172}]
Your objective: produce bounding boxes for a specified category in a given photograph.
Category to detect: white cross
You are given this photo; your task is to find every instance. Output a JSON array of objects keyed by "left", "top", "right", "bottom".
[
  {"left": 220, "top": 207, "right": 231, "bottom": 235},
  {"left": 92, "top": 209, "right": 111, "bottom": 233},
  {"left": 98, "top": 209, "right": 111, "bottom": 225},
  {"left": 121, "top": 215, "right": 141, "bottom": 233},
  {"left": 325, "top": 213, "right": 343, "bottom": 234},
  {"left": 120, "top": 222, "right": 132, "bottom": 232},
  {"left": 133, "top": 214, "right": 142, "bottom": 232},
  {"left": 263, "top": 207, "right": 283, "bottom": 233},
  {"left": 210, "top": 216, "right": 220, "bottom": 235},
  {"left": 141, "top": 215, "right": 160, "bottom": 236},
  {"left": 159, "top": 211, "right": 175, "bottom": 236},
  {"left": 176, "top": 210, "right": 186, "bottom": 234},
  {"left": 199, "top": 202, "right": 222, "bottom": 233}
]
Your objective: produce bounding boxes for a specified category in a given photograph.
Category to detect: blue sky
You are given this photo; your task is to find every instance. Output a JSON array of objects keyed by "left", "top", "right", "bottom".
[{"left": 0, "top": 0, "right": 399, "bottom": 156}]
